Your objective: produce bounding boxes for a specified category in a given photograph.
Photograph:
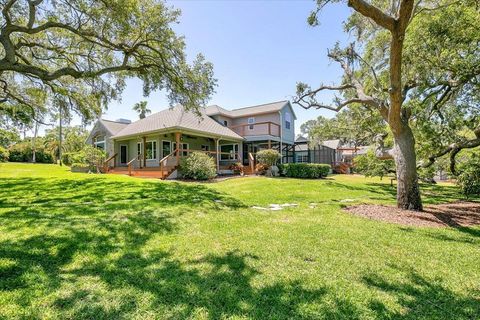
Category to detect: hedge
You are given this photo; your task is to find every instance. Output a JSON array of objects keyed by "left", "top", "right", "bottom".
[
  {"left": 8, "top": 143, "right": 53, "bottom": 163},
  {"left": 282, "top": 163, "right": 330, "bottom": 179}
]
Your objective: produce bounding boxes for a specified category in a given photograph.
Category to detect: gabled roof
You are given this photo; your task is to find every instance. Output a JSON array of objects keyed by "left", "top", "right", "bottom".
[
  {"left": 322, "top": 139, "right": 341, "bottom": 150},
  {"left": 205, "top": 100, "right": 297, "bottom": 119},
  {"left": 100, "top": 119, "right": 130, "bottom": 135},
  {"left": 295, "top": 136, "right": 309, "bottom": 143},
  {"left": 295, "top": 137, "right": 341, "bottom": 150},
  {"left": 86, "top": 118, "right": 129, "bottom": 143},
  {"left": 111, "top": 105, "right": 243, "bottom": 140}
]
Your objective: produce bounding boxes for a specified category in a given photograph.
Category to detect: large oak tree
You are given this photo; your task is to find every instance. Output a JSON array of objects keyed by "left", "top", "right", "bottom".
[
  {"left": 0, "top": 0, "right": 215, "bottom": 125},
  {"left": 295, "top": 0, "right": 479, "bottom": 210}
]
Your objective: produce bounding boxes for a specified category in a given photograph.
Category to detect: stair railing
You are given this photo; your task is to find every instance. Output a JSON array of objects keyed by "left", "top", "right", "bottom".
[
  {"left": 248, "top": 152, "right": 255, "bottom": 174},
  {"left": 103, "top": 153, "right": 117, "bottom": 173},
  {"left": 159, "top": 148, "right": 178, "bottom": 179},
  {"left": 127, "top": 153, "right": 142, "bottom": 176}
]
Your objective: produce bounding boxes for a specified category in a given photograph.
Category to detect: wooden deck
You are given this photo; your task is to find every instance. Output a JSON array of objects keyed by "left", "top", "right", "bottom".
[
  {"left": 108, "top": 167, "right": 172, "bottom": 179},
  {"left": 107, "top": 165, "right": 241, "bottom": 179}
]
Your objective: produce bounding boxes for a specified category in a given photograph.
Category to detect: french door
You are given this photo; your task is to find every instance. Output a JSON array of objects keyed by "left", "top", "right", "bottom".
[{"left": 120, "top": 145, "right": 128, "bottom": 164}]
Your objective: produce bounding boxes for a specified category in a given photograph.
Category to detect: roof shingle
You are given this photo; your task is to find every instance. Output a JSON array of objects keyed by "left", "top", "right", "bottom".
[
  {"left": 205, "top": 100, "right": 295, "bottom": 118},
  {"left": 111, "top": 105, "right": 243, "bottom": 140}
]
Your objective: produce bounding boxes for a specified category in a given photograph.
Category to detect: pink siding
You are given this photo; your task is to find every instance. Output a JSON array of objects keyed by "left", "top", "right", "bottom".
[{"left": 230, "top": 113, "right": 281, "bottom": 137}]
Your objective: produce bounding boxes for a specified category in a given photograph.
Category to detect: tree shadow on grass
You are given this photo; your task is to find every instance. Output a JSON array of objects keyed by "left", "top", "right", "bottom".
[
  {"left": 363, "top": 182, "right": 471, "bottom": 205},
  {"left": 0, "top": 176, "right": 333, "bottom": 319},
  {"left": 363, "top": 265, "right": 480, "bottom": 320}
]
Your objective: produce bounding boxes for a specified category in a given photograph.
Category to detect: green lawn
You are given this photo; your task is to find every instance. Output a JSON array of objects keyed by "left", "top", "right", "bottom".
[{"left": 0, "top": 162, "right": 479, "bottom": 319}]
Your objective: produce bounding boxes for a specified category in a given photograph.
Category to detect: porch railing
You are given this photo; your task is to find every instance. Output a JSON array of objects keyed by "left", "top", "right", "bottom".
[
  {"left": 127, "top": 153, "right": 143, "bottom": 176},
  {"left": 159, "top": 148, "right": 178, "bottom": 179},
  {"left": 179, "top": 149, "right": 240, "bottom": 161},
  {"left": 248, "top": 152, "right": 255, "bottom": 174},
  {"left": 103, "top": 153, "right": 117, "bottom": 173},
  {"left": 228, "top": 121, "right": 280, "bottom": 137}
]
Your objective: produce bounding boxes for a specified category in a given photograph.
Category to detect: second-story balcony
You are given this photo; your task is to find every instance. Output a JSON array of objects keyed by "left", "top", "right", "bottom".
[{"left": 228, "top": 121, "right": 281, "bottom": 137}]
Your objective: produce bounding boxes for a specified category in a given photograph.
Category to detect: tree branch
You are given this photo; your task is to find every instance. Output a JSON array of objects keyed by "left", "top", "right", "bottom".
[
  {"left": 420, "top": 126, "right": 480, "bottom": 175},
  {"left": 347, "top": 0, "right": 395, "bottom": 31}
]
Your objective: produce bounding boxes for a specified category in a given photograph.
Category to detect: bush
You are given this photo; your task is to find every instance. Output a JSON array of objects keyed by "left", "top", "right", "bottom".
[
  {"left": 255, "top": 163, "right": 268, "bottom": 175},
  {"left": 8, "top": 142, "right": 53, "bottom": 163},
  {"left": 354, "top": 151, "right": 395, "bottom": 179},
  {"left": 282, "top": 163, "right": 330, "bottom": 179},
  {"left": 0, "top": 146, "right": 9, "bottom": 162},
  {"left": 456, "top": 155, "right": 480, "bottom": 198},
  {"left": 179, "top": 152, "right": 217, "bottom": 180},
  {"left": 277, "top": 163, "right": 285, "bottom": 176},
  {"left": 229, "top": 162, "right": 244, "bottom": 174},
  {"left": 256, "top": 149, "right": 281, "bottom": 167}
]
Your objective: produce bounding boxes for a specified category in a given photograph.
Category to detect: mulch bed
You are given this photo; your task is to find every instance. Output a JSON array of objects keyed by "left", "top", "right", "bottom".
[{"left": 344, "top": 201, "right": 480, "bottom": 228}]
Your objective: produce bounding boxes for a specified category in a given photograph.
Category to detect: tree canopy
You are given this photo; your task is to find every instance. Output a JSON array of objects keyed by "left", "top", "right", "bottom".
[
  {"left": 295, "top": 0, "right": 480, "bottom": 210},
  {"left": 0, "top": 0, "right": 216, "bottom": 126}
]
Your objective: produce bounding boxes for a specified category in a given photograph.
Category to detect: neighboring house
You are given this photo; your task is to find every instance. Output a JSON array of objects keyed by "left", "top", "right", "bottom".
[
  {"left": 294, "top": 136, "right": 370, "bottom": 169},
  {"left": 294, "top": 136, "right": 338, "bottom": 165},
  {"left": 87, "top": 100, "right": 296, "bottom": 178}
]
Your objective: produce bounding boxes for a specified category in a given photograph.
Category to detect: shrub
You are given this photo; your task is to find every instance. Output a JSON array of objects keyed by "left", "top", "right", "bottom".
[
  {"left": 354, "top": 151, "right": 395, "bottom": 179},
  {"left": 283, "top": 163, "right": 330, "bottom": 179},
  {"left": 179, "top": 152, "right": 217, "bottom": 180},
  {"left": 8, "top": 142, "right": 53, "bottom": 163},
  {"left": 230, "top": 162, "right": 244, "bottom": 174},
  {"left": 255, "top": 163, "right": 268, "bottom": 175},
  {"left": 456, "top": 155, "right": 480, "bottom": 198},
  {"left": 0, "top": 146, "right": 9, "bottom": 162},
  {"left": 277, "top": 163, "right": 285, "bottom": 176},
  {"left": 256, "top": 149, "right": 281, "bottom": 167}
]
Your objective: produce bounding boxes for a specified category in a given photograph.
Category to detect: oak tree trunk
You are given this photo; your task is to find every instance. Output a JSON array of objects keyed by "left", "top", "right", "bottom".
[{"left": 393, "top": 122, "right": 423, "bottom": 211}]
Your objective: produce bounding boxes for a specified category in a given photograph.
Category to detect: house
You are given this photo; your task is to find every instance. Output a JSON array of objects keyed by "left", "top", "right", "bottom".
[
  {"left": 86, "top": 100, "right": 296, "bottom": 178},
  {"left": 294, "top": 136, "right": 370, "bottom": 173},
  {"left": 294, "top": 136, "right": 338, "bottom": 165}
]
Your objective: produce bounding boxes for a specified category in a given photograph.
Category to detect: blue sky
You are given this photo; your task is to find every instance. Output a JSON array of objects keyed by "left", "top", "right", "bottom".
[{"left": 100, "top": 1, "right": 352, "bottom": 134}]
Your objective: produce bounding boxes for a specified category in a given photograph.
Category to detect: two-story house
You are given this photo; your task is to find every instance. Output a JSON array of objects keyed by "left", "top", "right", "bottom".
[{"left": 86, "top": 100, "right": 296, "bottom": 179}]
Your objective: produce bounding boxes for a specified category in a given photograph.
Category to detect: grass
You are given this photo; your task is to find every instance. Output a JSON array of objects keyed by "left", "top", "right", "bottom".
[{"left": 0, "top": 162, "right": 479, "bottom": 319}]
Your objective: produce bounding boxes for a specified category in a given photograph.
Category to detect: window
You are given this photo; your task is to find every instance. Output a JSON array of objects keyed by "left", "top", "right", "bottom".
[
  {"left": 93, "top": 135, "right": 105, "bottom": 150},
  {"left": 285, "top": 112, "right": 291, "bottom": 130},
  {"left": 173, "top": 142, "right": 189, "bottom": 156},
  {"left": 137, "top": 142, "right": 142, "bottom": 156},
  {"left": 248, "top": 117, "right": 255, "bottom": 130},
  {"left": 223, "top": 120, "right": 228, "bottom": 126},
  {"left": 201, "top": 145, "right": 210, "bottom": 152},
  {"left": 145, "top": 141, "right": 157, "bottom": 160},
  {"left": 296, "top": 153, "right": 308, "bottom": 163},
  {"left": 220, "top": 144, "right": 239, "bottom": 160}
]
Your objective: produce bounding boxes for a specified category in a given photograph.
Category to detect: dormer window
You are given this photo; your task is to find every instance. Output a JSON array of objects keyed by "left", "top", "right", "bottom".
[
  {"left": 285, "top": 112, "right": 291, "bottom": 130},
  {"left": 223, "top": 120, "right": 228, "bottom": 126},
  {"left": 248, "top": 117, "right": 255, "bottom": 130}
]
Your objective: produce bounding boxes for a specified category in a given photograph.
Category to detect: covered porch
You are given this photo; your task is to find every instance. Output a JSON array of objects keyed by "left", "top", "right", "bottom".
[{"left": 104, "top": 130, "right": 244, "bottom": 179}]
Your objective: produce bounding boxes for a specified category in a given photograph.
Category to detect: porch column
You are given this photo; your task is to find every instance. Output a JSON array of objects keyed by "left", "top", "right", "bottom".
[
  {"left": 268, "top": 140, "right": 271, "bottom": 149},
  {"left": 142, "top": 136, "right": 146, "bottom": 168},
  {"left": 215, "top": 138, "right": 220, "bottom": 173},
  {"left": 175, "top": 132, "right": 181, "bottom": 165}
]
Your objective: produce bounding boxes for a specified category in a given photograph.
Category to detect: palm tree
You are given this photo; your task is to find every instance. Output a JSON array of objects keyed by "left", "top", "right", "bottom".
[{"left": 133, "top": 101, "right": 151, "bottom": 119}]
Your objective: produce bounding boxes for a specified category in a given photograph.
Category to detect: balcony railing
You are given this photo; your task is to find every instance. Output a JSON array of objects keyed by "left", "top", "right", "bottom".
[{"left": 228, "top": 121, "right": 280, "bottom": 137}]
